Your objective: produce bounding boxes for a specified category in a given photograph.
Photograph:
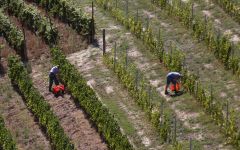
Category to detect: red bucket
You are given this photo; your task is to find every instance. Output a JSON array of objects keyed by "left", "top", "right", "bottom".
[
  {"left": 53, "top": 85, "right": 65, "bottom": 94},
  {"left": 170, "top": 83, "right": 180, "bottom": 92}
]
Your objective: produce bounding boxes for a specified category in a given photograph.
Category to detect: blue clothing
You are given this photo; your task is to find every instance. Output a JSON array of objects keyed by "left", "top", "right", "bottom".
[
  {"left": 166, "top": 72, "right": 181, "bottom": 85},
  {"left": 167, "top": 72, "right": 181, "bottom": 79},
  {"left": 49, "top": 66, "right": 59, "bottom": 91},
  {"left": 50, "top": 66, "right": 59, "bottom": 75}
]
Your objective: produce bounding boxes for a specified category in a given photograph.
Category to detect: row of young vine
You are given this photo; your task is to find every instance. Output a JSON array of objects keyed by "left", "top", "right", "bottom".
[
  {"left": 151, "top": 0, "right": 240, "bottom": 77},
  {"left": 95, "top": 0, "right": 240, "bottom": 148},
  {"left": 211, "top": 0, "right": 240, "bottom": 25},
  {"left": 1, "top": 0, "right": 135, "bottom": 148},
  {"left": 8, "top": 55, "right": 74, "bottom": 150},
  {"left": 0, "top": 0, "right": 58, "bottom": 45},
  {"left": 0, "top": 10, "right": 24, "bottom": 53},
  {"left": 26, "top": 0, "right": 93, "bottom": 36},
  {"left": 103, "top": 45, "right": 183, "bottom": 149},
  {"left": 0, "top": 116, "right": 16, "bottom": 150},
  {"left": 50, "top": 47, "right": 133, "bottom": 150}
]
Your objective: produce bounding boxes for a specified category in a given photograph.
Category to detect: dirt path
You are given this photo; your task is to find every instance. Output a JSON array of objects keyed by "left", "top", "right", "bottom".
[
  {"left": 65, "top": 1, "right": 233, "bottom": 149},
  {"left": 67, "top": 45, "right": 168, "bottom": 150},
  {"left": 29, "top": 59, "right": 107, "bottom": 150},
  {"left": 3, "top": 5, "right": 108, "bottom": 149},
  {"left": 0, "top": 75, "right": 51, "bottom": 150},
  {"left": 0, "top": 37, "right": 51, "bottom": 150}
]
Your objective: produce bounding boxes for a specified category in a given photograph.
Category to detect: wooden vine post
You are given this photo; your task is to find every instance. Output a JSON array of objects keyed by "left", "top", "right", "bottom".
[
  {"left": 22, "top": 24, "right": 28, "bottom": 63},
  {"left": 173, "top": 115, "right": 177, "bottom": 143},
  {"left": 125, "top": 0, "right": 129, "bottom": 18},
  {"left": 115, "top": 0, "right": 118, "bottom": 8},
  {"left": 210, "top": 84, "right": 213, "bottom": 108},
  {"left": 195, "top": 81, "right": 198, "bottom": 97},
  {"left": 22, "top": 24, "right": 32, "bottom": 73},
  {"left": 125, "top": 48, "right": 128, "bottom": 68},
  {"left": 189, "top": 3, "right": 194, "bottom": 28},
  {"left": 189, "top": 137, "right": 193, "bottom": 150},
  {"left": 135, "top": 69, "right": 139, "bottom": 90},
  {"left": 103, "top": 29, "right": 106, "bottom": 55},
  {"left": 114, "top": 42, "right": 117, "bottom": 71},
  {"left": 91, "top": 1, "right": 95, "bottom": 43},
  {"left": 231, "top": 42, "right": 235, "bottom": 74},
  {"left": 48, "top": 15, "right": 56, "bottom": 45},
  {"left": 226, "top": 101, "right": 229, "bottom": 127},
  {"left": 146, "top": 17, "right": 150, "bottom": 30},
  {"left": 160, "top": 99, "right": 164, "bottom": 125},
  {"left": 170, "top": 41, "right": 173, "bottom": 64},
  {"left": 148, "top": 86, "right": 152, "bottom": 107},
  {"left": 179, "top": 0, "right": 182, "bottom": 7},
  {"left": 158, "top": 28, "right": 164, "bottom": 62},
  {"left": 204, "top": 15, "right": 208, "bottom": 39},
  {"left": 136, "top": 8, "right": 139, "bottom": 22},
  {"left": 191, "top": 3, "right": 194, "bottom": 20},
  {"left": 0, "top": 45, "right": 2, "bottom": 62},
  {"left": 134, "top": 8, "right": 139, "bottom": 34}
]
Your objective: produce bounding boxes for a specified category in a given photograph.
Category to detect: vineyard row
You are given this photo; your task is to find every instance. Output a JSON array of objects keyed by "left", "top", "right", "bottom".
[
  {"left": 8, "top": 55, "right": 74, "bottom": 149},
  {"left": 96, "top": 0, "right": 240, "bottom": 148}
]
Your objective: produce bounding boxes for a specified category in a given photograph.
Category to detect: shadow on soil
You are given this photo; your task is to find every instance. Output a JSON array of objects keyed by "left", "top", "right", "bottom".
[
  {"left": 169, "top": 91, "right": 184, "bottom": 97},
  {"left": 0, "top": 63, "right": 5, "bottom": 77}
]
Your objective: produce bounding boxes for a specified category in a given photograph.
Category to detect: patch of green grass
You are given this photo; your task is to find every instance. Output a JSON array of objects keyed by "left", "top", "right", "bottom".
[{"left": 91, "top": 69, "right": 136, "bottom": 135}]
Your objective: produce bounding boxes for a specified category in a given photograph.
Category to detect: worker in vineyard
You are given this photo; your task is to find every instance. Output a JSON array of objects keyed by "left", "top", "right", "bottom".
[
  {"left": 165, "top": 72, "right": 182, "bottom": 95},
  {"left": 49, "top": 65, "right": 59, "bottom": 92}
]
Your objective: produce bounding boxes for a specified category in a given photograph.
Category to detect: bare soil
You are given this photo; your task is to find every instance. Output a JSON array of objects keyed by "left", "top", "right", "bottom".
[
  {"left": 0, "top": 71, "right": 51, "bottom": 150},
  {"left": 30, "top": 58, "right": 107, "bottom": 150},
  {"left": 1, "top": 4, "right": 107, "bottom": 149}
]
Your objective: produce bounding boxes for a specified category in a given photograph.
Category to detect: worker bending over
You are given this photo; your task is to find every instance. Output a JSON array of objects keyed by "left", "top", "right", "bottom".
[
  {"left": 49, "top": 65, "right": 59, "bottom": 92},
  {"left": 165, "top": 72, "right": 182, "bottom": 95}
]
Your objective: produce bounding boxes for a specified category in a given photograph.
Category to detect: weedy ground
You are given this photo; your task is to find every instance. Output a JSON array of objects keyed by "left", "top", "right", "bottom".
[{"left": 1, "top": 0, "right": 240, "bottom": 149}]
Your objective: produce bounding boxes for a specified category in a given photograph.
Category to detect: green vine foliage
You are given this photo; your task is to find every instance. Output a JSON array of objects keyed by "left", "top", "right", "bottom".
[
  {"left": 103, "top": 46, "right": 183, "bottom": 149},
  {"left": 152, "top": 0, "right": 240, "bottom": 79},
  {"left": 8, "top": 55, "right": 74, "bottom": 150},
  {"left": 182, "top": 67, "right": 240, "bottom": 146},
  {"left": 26, "top": 0, "right": 92, "bottom": 36},
  {"left": 0, "top": 116, "right": 16, "bottom": 150},
  {"left": 1, "top": 0, "right": 58, "bottom": 45},
  {"left": 96, "top": 0, "right": 240, "bottom": 148},
  {"left": 0, "top": 10, "right": 24, "bottom": 53},
  {"left": 50, "top": 47, "right": 133, "bottom": 150},
  {"left": 212, "top": 0, "right": 240, "bottom": 25},
  {"left": 95, "top": 0, "right": 185, "bottom": 73}
]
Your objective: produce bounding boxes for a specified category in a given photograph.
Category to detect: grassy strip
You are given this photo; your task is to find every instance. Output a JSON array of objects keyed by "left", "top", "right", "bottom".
[
  {"left": 1, "top": 0, "right": 58, "bottom": 45},
  {"left": 0, "top": 116, "right": 16, "bottom": 150},
  {"left": 50, "top": 47, "right": 133, "bottom": 150},
  {"left": 26, "top": 0, "right": 92, "bottom": 36},
  {"left": 8, "top": 55, "right": 74, "bottom": 150},
  {"left": 103, "top": 47, "right": 184, "bottom": 149},
  {"left": 151, "top": 0, "right": 240, "bottom": 77},
  {"left": 0, "top": 10, "right": 24, "bottom": 54},
  {"left": 211, "top": 0, "right": 240, "bottom": 25},
  {"left": 95, "top": 0, "right": 240, "bottom": 148}
]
